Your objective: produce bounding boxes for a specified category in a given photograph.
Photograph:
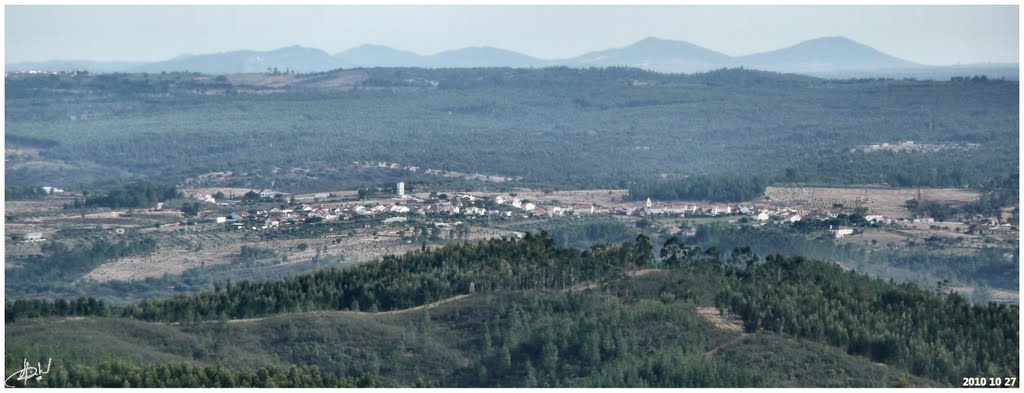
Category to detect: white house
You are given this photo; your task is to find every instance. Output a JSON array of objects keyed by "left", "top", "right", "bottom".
[
  {"left": 215, "top": 216, "right": 227, "bottom": 223},
  {"left": 265, "top": 216, "right": 281, "bottom": 227},
  {"left": 522, "top": 202, "right": 536, "bottom": 211},
  {"left": 383, "top": 216, "right": 407, "bottom": 224},
  {"left": 23, "top": 232, "right": 44, "bottom": 242},
  {"left": 755, "top": 212, "right": 771, "bottom": 221},
  {"left": 259, "top": 189, "right": 277, "bottom": 199},
  {"left": 830, "top": 226, "right": 854, "bottom": 238},
  {"left": 712, "top": 206, "right": 732, "bottom": 216},
  {"left": 193, "top": 194, "right": 216, "bottom": 204},
  {"left": 786, "top": 214, "right": 802, "bottom": 223},
  {"left": 865, "top": 214, "right": 885, "bottom": 223}
]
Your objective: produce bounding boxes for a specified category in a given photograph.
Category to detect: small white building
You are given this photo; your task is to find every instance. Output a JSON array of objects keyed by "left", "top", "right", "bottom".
[
  {"left": 193, "top": 194, "right": 216, "bottom": 204},
  {"left": 215, "top": 216, "right": 227, "bottom": 223},
  {"left": 259, "top": 189, "right": 277, "bottom": 199},
  {"left": 830, "top": 226, "right": 854, "bottom": 238},
  {"left": 755, "top": 212, "right": 771, "bottom": 221},
  {"left": 522, "top": 202, "right": 536, "bottom": 211},
  {"left": 712, "top": 206, "right": 732, "bottom": 216},
  {"left": 397, "top": 182, "right": 405, "bottom": 197},
  {"left": 786, "top": 214, "right": 802, "bottom": 223},
  {"left": 23, "top": 232, "right": 45, "bottom": 242}
]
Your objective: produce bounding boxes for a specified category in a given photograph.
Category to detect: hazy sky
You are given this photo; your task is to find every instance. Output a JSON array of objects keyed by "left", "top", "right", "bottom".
[{"left": 5, "top": 5, "right": 1019, "bottom": 65}]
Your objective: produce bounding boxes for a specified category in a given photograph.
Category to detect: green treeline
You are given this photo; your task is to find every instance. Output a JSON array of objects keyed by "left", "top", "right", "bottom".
[
  {"left": 6, "top": 233, "right": 1018, "bottom": 387},
  {"left": 520, "top": 218, "right": 637, "bottom": 250},
  {"left": 444, "top": 292, "right": 765, "bottom": 387},
  {"left": 5, "top": 186, "right": 51, "bottom": 201},
  {"left": 627, "top": 175, "right": 768, "bottom": 202},
  {"left": 119, "top": 233, "right": 648, "bottom": 322},
  {"left": 2, "top": 360, "right": 382, "bottom": 388},
  {"left": 691, "top": 224, "right": 1018, "bottom": 290},
  {"left": 84, "top": 182, "right": 180, "bottom": 209},
  {"left": 6, "top": 238, "right": 159, "bottom": 297},
  {"left": 5, "top": 233, "right": 649, "bottom": 322},
  {"left": 5, "top": 297, "right": 109, "bottom": 322},
  {"left": 907, "top": 174, "right": 1019, "bottom": 220},
  {"left": 713, "top": 254, "right": 1018, "bottom": 384}
]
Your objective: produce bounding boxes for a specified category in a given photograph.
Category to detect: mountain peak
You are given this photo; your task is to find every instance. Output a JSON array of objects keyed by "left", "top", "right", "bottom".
[{"left": 737, "top": 36, "right": 919, "bottom": 72}]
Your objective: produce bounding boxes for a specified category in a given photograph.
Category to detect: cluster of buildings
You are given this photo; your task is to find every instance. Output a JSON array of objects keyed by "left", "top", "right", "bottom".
[
  {"left": 192, "top": 183, "right": 1011, "bottom": 243},
  {"left": 851, "top": 141, "right": 978, "bottom": 154},
  {"left": 638, "top": 198, "right": 806, "bottom": 223}
]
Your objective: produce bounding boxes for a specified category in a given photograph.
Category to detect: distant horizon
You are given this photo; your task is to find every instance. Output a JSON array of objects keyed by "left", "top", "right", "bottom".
[
  {"left": 6, "top": 5, "right": 1019, "bottom": 66},
  {"left": 8, "top": 35, "right": 1021, "bottom": 68}
]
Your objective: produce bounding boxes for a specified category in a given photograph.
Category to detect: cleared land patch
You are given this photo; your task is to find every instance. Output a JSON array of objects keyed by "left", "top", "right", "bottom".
[{"left": 765, "top": 186, "right": 980, "bottom": 218}]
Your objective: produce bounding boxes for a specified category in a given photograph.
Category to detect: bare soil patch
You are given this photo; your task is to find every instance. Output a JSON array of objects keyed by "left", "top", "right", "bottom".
[
  {"left": 697, "top": 306, "right": 744, "bottom": 333},
  {"left": 697, "top": 306, "right": 749, "bottom": 357},
  {"left": 949, "top": 287, "right": 1020, "bottom": 303},
  {"left": 227, "top": 293, "right": 473, "bottom": 324}
]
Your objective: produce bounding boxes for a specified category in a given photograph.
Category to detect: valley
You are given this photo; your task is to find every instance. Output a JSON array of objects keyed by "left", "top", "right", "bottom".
[{"left": 4, "top": 65, "right": 1018, "bottom": 388}]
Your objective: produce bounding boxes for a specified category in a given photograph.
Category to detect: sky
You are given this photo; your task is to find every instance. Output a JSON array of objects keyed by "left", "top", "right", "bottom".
[{"left": 5, "top": 5, "right": 1019, "bottom": 66}]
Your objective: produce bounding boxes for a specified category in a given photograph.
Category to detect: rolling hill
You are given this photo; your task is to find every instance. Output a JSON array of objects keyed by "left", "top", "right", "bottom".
[
  {"left": 735, "top": 36, "right": 920, "bottom": 73},
  {"left": 563, "top": 37, "right": 732, "bottom": 73},
  {"left": 130, "top": 45, "right": 350, "bottom": 74},
  {"left": 5, "top": 234, "right": 1017, "bottom": 387},
  {"left": 8, "top": 36, "right": 1017, "bottom": 80}
]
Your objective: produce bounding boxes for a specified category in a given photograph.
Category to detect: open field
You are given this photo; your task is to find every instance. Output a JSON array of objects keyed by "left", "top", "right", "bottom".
[
  {"left": 835, "top": 228, "right": 909, "bottom": 249},
  {"left": 765, "top": 186, "right": 980, "bottom": 218},
  {"left": 949, "top": 286, "right": 1019, "bottom": 303},
  {"left": 78, "top": 221, "right": 510, "bottom": 282}
]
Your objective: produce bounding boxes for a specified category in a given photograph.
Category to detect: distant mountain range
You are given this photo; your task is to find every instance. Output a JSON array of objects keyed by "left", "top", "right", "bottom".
[{"left": 8, "top": 36, "right": 1018, "bottom": 80}]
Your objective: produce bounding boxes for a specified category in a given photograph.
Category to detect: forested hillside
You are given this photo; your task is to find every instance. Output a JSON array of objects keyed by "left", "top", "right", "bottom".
[
  {"left": 6, "top": 234, "right": 1017, "bottom": 387},
  {"left": 6, "top": 68, "right": 1017, "bottom": 193}
]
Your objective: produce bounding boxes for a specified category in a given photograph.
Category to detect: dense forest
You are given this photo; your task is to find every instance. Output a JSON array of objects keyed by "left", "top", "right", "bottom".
[
  {"left": 6, "top": 234, "right": 1017, "bottom": 387},
  {"left": 513, "top": 217, "right": 638, "bottom": 250},
  {"left": 691, "top": 224, "right": 1018, "bottom": 291},
  {"left": 82, "top": 182, "right": 181, "bottom": 209},
  {"left": 4, "top": 185, "right": 52, "bottom": 201},
  {"left": 626, "top": 174, "right": 768, "bottom": 202},
  {"left": 6, "top": 238, "right": 159, "bottom": 297},
  {"left": 5, "top": 67, "right": 1017, "bottom": 194}
]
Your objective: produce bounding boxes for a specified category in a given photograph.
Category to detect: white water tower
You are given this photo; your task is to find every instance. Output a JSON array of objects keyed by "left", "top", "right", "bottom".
[{"left": 397, "top": 182, "right": 405, "bottom": 197}]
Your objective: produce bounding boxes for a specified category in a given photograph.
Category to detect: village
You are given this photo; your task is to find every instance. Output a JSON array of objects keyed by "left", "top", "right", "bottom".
[
  {"left": 6, "top": 179, "right": 1018, "bottom": 303},
  {"left": 181, "top": 181, "right": 1017, "bottom": 243}
]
